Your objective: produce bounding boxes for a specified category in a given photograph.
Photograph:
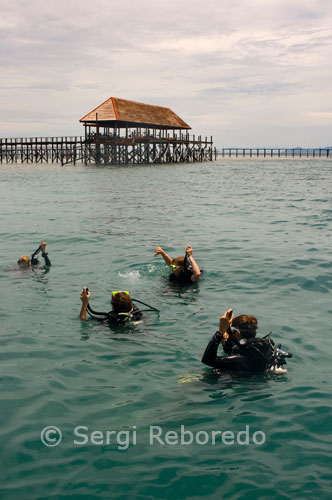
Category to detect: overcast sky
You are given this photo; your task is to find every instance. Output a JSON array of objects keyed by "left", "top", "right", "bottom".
[{"left": 1, "top": 0, "right": 332, "bottom": 147}]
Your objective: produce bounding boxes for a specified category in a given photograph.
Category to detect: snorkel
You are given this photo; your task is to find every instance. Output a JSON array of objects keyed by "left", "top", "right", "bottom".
[{"left": 31, "top": 245, "right": 42, "bottom": 264}]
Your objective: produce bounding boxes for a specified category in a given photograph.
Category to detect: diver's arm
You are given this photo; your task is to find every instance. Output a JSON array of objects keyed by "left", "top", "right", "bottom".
[
  {"left": 201, "top": 332, "right": 245, "bottom": 370},
  {"left": 185, "top": 246, "right": 201, "bottom": 281},
  {"left": 40, "top": 242, "right": 51, "bottom": 266},
  {"left": 80, "top": 303, "right": 88, "bottom": 320},
  {"left": 201, "top": 309, "right": 234, "bottom": 366},
  {"left": 189, "top": 255, "right": 201, "bottom": 281},
  {"left": 80, "top": 288, "right": 90, "bottom": 320},
  {"left": 201, "top": 331, "right": 224, "bottom": 367},
  {"left": 154, "top": 246, "right": 173, "bottom": 265},
  {"left": 42, "top": 252, "right": 51, "bottom": 266}
]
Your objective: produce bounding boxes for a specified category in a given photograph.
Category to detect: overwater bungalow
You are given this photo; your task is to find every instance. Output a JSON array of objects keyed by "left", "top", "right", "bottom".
[{"left": 79, "top": 97, "right": 214, "bottom": 164}]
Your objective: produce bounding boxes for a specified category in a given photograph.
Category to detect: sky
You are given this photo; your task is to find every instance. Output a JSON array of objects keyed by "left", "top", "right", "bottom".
[{"left": 1, "top": 0, "right": 332, "bottom": 147}]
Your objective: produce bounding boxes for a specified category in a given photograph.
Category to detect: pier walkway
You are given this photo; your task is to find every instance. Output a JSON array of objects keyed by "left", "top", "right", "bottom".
[{"left": 217, "top": 148, "right": 331, "bottom": 158}]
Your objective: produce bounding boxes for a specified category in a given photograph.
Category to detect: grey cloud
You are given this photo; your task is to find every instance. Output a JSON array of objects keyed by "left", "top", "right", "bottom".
[
  {"left": 1, "top": 109, "right": 60, "bottom": 123},
  {"left": 1, "top": 0, "right": 332, "bottom": 145},
  {"left": 200, "top": 81, "right": 296, "bottom": 98}
]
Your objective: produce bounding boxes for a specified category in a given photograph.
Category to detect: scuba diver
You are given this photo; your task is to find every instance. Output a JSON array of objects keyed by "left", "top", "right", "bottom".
[
  {"left": 201, "top": 309, "right": 292, "bottom": 374},
  {"left": 154, "top": 245, "right": 201, "bottom": 285},
  {"left": 17, "top": 242, "right": 51, "bottom": 267},
  {"left": 79, "top": 288, "right": 159, "bottom": 325}
]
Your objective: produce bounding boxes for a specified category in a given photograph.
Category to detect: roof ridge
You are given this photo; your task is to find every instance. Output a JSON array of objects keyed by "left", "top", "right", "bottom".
[
  {"left": 111, "top": 97, "right": 119, "bottom": 120},
  {"left": 113, "top": 97, "right": 171, "bottom": 111}
]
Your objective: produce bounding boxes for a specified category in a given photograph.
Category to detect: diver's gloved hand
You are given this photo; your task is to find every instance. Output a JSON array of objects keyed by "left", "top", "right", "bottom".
[
  {"left": 80, "top": 287, "right": 90, "bottom": 304},
  {"left": 218, "top": 309, "right": 234, "bottom": 334},
  {"left": 40, "top": 242, "right": 47, "bottom": 253}
]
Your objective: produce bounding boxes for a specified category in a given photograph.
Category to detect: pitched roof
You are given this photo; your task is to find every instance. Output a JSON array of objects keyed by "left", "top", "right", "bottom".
[{"left": 80, "top": 97, "right": 191, "bottom": 129}]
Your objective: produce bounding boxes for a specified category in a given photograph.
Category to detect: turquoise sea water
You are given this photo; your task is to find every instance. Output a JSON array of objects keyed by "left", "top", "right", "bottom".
[{"left": 0, "top": 159, "right": 331, "bottom": 499}]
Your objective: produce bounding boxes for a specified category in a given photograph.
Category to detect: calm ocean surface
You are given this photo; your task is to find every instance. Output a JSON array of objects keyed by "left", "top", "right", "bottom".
[{"left": 0, "top": 159, "right": 331, "bottom": 500}]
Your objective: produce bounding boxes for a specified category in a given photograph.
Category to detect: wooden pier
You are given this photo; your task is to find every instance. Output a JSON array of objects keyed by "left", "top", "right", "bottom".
[
  {"left": 217, "top": 148, "right": 331, "bottom": 158},
  {"left": 0, "top": 134, "right": 214, "bottom": 165},
  {"left": 0, "top": 97, "right": 214, "bottom": 166},
  {"left": 0, "top": 137, "right": 84, "bottom": 165},
  {"left": 2, "top": 140, "right": 331, "bottom": 165}
]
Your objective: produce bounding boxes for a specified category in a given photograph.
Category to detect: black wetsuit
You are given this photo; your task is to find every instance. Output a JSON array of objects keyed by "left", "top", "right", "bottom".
[
  {"left": 169, "top": 268, "right": 194, "bottom": 285},
  {"left": 87, "top": 303, "right": 142, "bottom": 325},
  {"left": 202, "top": 331, "right": 274, "bottom": 373},
  {"left": 202, "top": 332, "right": 248, "bottom": 371}
]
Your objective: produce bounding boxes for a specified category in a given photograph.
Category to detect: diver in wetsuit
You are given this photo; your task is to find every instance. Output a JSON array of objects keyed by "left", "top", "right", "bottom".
[
  {"left": 79, "top": 288, "right": 143, "bottom": 325},
  {"left": 154, "top": 245, "right": 201, "bottom": 285},
  {"left": 201, "top": 309, "right": 276, "bottom": 373},
  {"left": 17, "top": 242, "right": 51, "bottom": 267}
]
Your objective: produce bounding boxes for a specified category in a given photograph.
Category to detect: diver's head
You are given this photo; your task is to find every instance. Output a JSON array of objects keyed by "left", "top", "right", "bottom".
[
  {"left": 18, "top": 255, "right": 31, "bottom": 267},
  {"left": 111, "top": 291, "right": 133, "bottom": 313},
  {"left": 232, "top": 315, "right": 258, "bottom": 339},
  {"left": 171, "top": 256, "right": 188, "bottom": 271}
]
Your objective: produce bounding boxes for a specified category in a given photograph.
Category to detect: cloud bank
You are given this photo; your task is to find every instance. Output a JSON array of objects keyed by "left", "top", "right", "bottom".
[{"left": 1, "top": 0, "right": 332, "bottom": 146}]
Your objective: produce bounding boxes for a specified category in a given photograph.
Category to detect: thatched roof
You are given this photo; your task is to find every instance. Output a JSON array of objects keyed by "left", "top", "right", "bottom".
[{"left": 80, "top": 97, "right": 191, "bottom": 130}]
